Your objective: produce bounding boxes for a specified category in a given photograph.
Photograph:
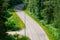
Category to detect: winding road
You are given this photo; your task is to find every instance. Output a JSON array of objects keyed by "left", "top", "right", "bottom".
[{"left": 7, "top": 4, "right": 49, "bottom": 40}]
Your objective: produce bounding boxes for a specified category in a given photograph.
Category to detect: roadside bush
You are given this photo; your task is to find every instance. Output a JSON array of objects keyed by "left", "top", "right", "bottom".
[
  {"left": 6, "top": 34, "right": 30, "bottom": 40},
  {"left": 6, "top": 34, "right": 15, "bottom": 40},
  {"left": 4, "top": 11, "right": 12, "bottom": 18},
  {"left": 5, "top": 10, "right": 25, "bottom": 31},
  {"left": 5, "top": 17, "right": 20, "bottom": 31},
  {"left": 20, "top": 35, "right": 30, "bottom": 40}
]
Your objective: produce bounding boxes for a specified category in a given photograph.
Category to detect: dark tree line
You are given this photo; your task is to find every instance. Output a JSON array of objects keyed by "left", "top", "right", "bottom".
[
  {"left": 0, "top": 0, "right": 23, "bottom": 40},
  {"left": 0, "top": 0, "right": 9, "bottom": 40},
  {"left": 8, "top": 0, "right": 23, "bottom": 8}
]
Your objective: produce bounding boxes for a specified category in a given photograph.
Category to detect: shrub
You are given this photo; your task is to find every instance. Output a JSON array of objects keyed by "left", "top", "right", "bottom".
[
  {"left": 4, "top": 11, "right": 12, "bottom": 18},
  {"left": 5, "top": 17, "right": 20, "bottom": 31},
  {"left": 6, "top": 34, "right": 30, "bottom": 40}
]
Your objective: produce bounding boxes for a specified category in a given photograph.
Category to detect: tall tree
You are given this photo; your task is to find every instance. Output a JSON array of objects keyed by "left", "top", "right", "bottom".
[{"left": 0, "top": 0, "right": 9, "bottom": 40}]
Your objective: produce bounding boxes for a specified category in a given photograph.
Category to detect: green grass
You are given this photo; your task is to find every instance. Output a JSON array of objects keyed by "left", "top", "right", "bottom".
[
  {"left": 11, "top": 11, "right": 25, "bottom": 29},
  {"left": 6, "top": 9, "right": 25, "bottom": 31},
  {"left": 24, "top": 10, "right": 56, "bottom": 40}
]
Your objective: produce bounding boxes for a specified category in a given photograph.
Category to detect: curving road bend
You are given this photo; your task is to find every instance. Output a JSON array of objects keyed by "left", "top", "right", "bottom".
[{"left": 7, "top": 4, "right": 49, "bottom": 40}]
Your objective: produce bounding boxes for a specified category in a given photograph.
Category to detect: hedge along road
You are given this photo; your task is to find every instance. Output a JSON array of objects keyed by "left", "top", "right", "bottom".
[{"left": 7, "top": 4, "right": 49, "bottom": 40}]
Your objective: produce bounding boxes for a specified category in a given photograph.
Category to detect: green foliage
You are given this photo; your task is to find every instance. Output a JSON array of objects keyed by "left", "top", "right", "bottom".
[
  {"left": 6, "top": 18, "right": 20, "bottom": 31},
  {"left": 5, "top": 10, "right": 25, "bottom": 31},
  {"left": 24, "top": 0, "right": 60, "bottom": 40},
  {"left": 4, "top": 11, "right": 12, "bottom": 18},
  {"left": 0, "top": 0, "right": 9, "bottom": 40},
  {"left": 6, "top": 34, "right": 30, "bottom": 40},
  {"left": 20, "top": 36, "right": 30, "bottom": 40},
  {"left": 6, "top": 34, "right": 15, "bottom": 40},
  {"left": 0, "top": 0, "right": 24, "bottom": 40},
  {"left": 11, "top": 11, "right": 25, "bottom": 30},
  {"left": 5, "top": 9, "right": 25, "bottom": 31}
]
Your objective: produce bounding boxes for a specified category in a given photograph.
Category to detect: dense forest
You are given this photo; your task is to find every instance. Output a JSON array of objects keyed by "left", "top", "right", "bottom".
[
  {"left": 0, "top": 0, "right": 60, "bottom": 40},
  {"left": 0, "top": 0, "right": 29, "bottom": 40},
  {"left": 24, "top": 0, "right": 60, "bottom": 40}
]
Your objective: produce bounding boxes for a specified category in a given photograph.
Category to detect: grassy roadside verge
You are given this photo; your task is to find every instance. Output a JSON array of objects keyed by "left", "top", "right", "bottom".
[
  {"left": 11, "top": 10, "right": 25, "bottom": 29},
  {"left": 6, "top": 9, "right": 25, "bottom": 31},
  {"left": 24, "top": 10, "right": 56, "bottom": 40}
]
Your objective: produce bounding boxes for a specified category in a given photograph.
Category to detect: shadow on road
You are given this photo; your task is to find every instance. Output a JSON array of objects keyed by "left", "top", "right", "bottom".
[{"left": 14, "top": 4, "right": 24, "bottom": 12}]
